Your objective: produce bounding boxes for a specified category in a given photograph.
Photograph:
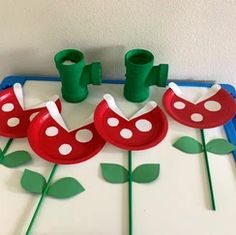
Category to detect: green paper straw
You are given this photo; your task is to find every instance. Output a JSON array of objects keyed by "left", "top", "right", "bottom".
[
  {"left": 128, "top": 150, "right": 133, "bottom": 235},
  {"left": 0, "top": 138, "right": 13, "bottom": 162},
  {"left": 200, "top": 129, "right": 216, "bottom": 210},
  {"left": 25, "top": 164, "right": 58, "bottom": 235}
]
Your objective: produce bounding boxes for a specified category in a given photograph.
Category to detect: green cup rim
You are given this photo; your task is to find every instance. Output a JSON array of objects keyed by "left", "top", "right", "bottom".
[
  {"left": 125, "top": 49, "right": 154, "bottom": 66},
  {"left": 54, "top": 49, "right": 84, "bottom": 67}
]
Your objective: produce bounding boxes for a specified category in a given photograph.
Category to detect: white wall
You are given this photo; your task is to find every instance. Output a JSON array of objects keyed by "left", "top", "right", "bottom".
[{"left": 0, "top": 0, "right": 235, "bottom": 85}]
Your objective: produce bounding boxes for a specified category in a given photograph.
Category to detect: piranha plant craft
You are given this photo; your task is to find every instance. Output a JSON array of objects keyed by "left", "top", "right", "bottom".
[
  {"left": 0, "top": 83, "right": 60, "bottom": 168},
  {"left": 21, "top": 100, "right": 105, "bottom": 235},
  {"left": 163, "top": 82, "right": 236, "bottom": 210},
  {"left": 94, "top": 94, "right": 168, "bottom": 235}
]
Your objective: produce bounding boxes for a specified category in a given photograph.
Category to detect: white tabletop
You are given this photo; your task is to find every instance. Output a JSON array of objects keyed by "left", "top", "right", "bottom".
[{"left": 0, "top": 81, "right": 235, "bottom": 235}]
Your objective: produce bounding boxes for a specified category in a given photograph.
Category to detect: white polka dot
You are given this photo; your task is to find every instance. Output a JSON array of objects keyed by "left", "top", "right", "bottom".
[
  {"left": 204, "top": 100, "right": 221, "bottom": 112},
  {"left": 7, "top": 117, "right": 20, "bottom": 127},
  {"left": 2, "top": 103, "right": 14, "bottom": 112},
  {"left": 58, "top": 144, "right": 72, "bottom": 155},
  {"left": 191, "top": 113, "right": 203, "bottom": 122},
  {"left": 107, "top": 117, "right": 119, "bottom": 127},
  {"left": 173, "top": 101, "right": 186, "bottom": 109},
  {"left": 120, "top": 128, "right": 133, "bottom": 139},
  {"left": 29, "top": 112, "right": 39, "bottom": 121},
  {"left": 45, "top": 126, "right": 59, "bottom": 137},
  {"left": 135, "top": 119, "right": 152, "bottom": 132},
  {"left": 75, "top": 129, "right": 93, "bottom": 143}
]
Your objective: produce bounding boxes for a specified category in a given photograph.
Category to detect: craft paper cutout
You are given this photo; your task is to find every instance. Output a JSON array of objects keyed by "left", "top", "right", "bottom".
[
  {"left": 132, "top": 164, "right": 160, "bottom": 183},
  {"left": 173, "top": 136, "right": 203, "bottom": 154},
  {"left": 101, "top": 163, "right": 129, "bottom": 183},
  {"left": 101, "top": 163, "right": 160, "bottom": 184},
  {"left": 0, "top": 138, "right": 32, "bottom": 168},
  {"left": 22, "top": 170, "right": 85, "bottom": 199},
  {"left": 21, "top": 100, "right": 105, "bottom": 235},
  {"left": 47, "top": 177, "right": 85, "bottom": 199},
  {"left": 206, "top": 139, "right": 236, "bottom": 154},
  {"left": 0, "top": 83, "right": 60, "bottom": 168},
  {"left": 21, "top": 169, "right": 47, "bottom": 194},
  {"left": 1, "top": 150, "right": 32, "bottom": 168},
  {"left": 174, "top": 137, "right": 235, "bottom": 155},
  {"left": 94, "top": 94, "right": 168, "bottom": 235},
  {"left": 163, "top": 82, "right": 236, "bottom": 210}
]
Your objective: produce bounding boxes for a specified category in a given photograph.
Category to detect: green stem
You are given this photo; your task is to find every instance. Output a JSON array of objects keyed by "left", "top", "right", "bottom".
[
  {"left": 200, "top": 129, "right": 216, "bottom": 211},
  {"left": 25, "top": 164, "right": 58, "bottom": 235},
  {"left": 0, "top": 138, "right": 13, "bottom": 162},
  {"left": 128, "top": 150, "right": 133, "bottom": 235}
]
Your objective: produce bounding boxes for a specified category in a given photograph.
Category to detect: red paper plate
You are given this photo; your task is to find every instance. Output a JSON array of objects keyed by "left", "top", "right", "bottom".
[
  {"left": 94, "top": 94, "right": 168, "bottom": 151},
  {"left": 0, "top": 83, "right": 60, "bottom": 138},
  {"left": 27, "top": 101, "right": 105, "bottom": 165},
  {"left": 163, "top": 82, "right": 236, "bottom": 129}
]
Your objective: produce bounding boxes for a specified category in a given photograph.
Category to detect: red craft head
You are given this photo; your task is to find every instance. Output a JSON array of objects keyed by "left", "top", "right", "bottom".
[
  {"left": 0, "top": 83, "right": 61, "bottom": 138},
  {"left": 94, "top": 94, "right": 168, "bottom": 150},
  {"left": 27, "top": 100, "right": 105, "bottom": 164},
  {"left": 162, "top": 82, "right": 236, "bottom": 129}
]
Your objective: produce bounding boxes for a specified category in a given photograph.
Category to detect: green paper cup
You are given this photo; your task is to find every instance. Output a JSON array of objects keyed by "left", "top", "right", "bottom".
[
  {"left": 124, "top": 48, "right": 168, "bottom": 102},
  {"left": 55, "top": 49, "right": 102, "bottom": 103},
  {"left": 124, "top": 49, "right": 154, "bottom": 102}
]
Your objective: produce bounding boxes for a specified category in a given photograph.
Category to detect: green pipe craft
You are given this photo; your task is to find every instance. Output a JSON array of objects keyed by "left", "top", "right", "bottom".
[
  {"left": 124, "top": 48, "right": 169, "bottom": 102},
  {"left": 55, "top": 49, "right": 102, "bottom": 103}
]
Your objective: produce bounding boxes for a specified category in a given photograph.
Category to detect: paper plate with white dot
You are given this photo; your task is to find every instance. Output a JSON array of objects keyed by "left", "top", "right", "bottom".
[
  {"left": 0, "top": 83, "right": 62, "bottom": 138},
  {"left": 94, "top": 94, "right": 168, "bottom": 150},
  {"left": 163, "top": 83, "right": 236, "bottom": 129},
  {"left": 27, "top": 101, "right": 105, "bottom": 165}
]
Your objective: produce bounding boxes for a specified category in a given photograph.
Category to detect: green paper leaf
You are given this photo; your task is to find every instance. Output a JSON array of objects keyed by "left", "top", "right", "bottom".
[
  {"left": 206, "top": 139, "right": 236, "bottom": 155},
  {"left": 21, "top": 169, "right": 46, "bottom": 194},
  {"left": 173, "top": 136, "right": 203, "bottom": 154},
  {"left": 1, "top": 151, "right": 32, "bottom": 168},
  {"left": 101, "top": 163, "right": 129, "bottom": 183},
  {"left": 0, "top": 149, "right": 2, "bottom": 159},
  {"left": 132, "top": 164, "right": 160, "bottom": 183},
  {"left": 47, "top": 177, "right": 85, "bottom": 199}
]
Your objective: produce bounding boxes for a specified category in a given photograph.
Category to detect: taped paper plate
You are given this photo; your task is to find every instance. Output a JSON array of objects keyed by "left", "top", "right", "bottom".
[
  {"left": 163, "top": 82, "right": 236, "bottom": 129},
  {"left": 0, "top": 83, "right": 60, "bottom": 138},
  {"left": 27, "top": 101, "right": 105, "bottom": 164},
  {"left": 94, "top": 94, "right": 168, "bottom": 150}
]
